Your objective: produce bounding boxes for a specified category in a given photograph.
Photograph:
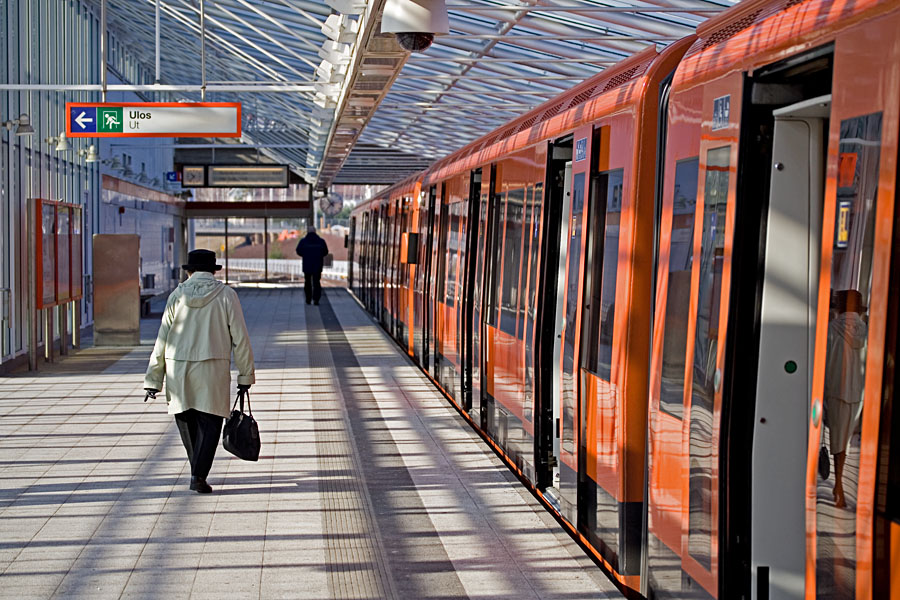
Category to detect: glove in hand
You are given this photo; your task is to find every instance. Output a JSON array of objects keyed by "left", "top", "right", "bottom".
[{"left": 144, "top": 388, "right": 159, "bottom": 402}]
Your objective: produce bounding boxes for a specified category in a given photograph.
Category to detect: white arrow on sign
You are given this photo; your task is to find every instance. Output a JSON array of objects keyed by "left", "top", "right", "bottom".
[{"left": 75, "top": 111, "right": 93, "bottom": 130}]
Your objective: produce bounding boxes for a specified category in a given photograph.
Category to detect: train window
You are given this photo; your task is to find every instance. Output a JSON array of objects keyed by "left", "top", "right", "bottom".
[
  {"left": 436, "top": 195, "right": 449, "bottom": 307},
  {"left": 445, "top": 203, "right": 462, "bottom": 307},
  {"left": 500, "top": 188, "right": 526, "bottom": 337},
  {"left": 817, "top": 112, "right": 882, "bottom": 598},
  {"left": 517, "top": 186, "right": 535, "bottom": 340},
  {"left": 581, "top": 169, "right": 623, "bottom": 381},
  {"left": 659, "top": 158, "right": 700, "bottom": 419},
  {"left": 595, "top": 170, "right": 623, "bottom": 380},
  {"left": 523, "top": 184, "right": 543, "bottom": 423},
  {"left": 486, "top": 191, "right": 505, "bottom": 327},
  {"left": 688, "top": 145, "right": 731, "bottom": 570},
  {"left": 528, "top": 184, "right": 544, "bottom": 322}
]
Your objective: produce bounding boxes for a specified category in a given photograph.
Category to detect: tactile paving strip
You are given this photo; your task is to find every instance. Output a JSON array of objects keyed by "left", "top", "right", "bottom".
[{"left": 305, "top": 295, "right": 396, "bottom": 600}]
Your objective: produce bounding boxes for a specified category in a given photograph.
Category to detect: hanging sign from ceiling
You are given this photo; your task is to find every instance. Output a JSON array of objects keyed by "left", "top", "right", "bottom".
[{"left": 66, "top": 102, "right": 241, "bottom": 138}]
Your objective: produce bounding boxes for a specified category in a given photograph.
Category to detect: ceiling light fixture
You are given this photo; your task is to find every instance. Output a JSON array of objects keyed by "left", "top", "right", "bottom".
[{"left": 322, "top": 14, "right": 359, "bottom": 44}]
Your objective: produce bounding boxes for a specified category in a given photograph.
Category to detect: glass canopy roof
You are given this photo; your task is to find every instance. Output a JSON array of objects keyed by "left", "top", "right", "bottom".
[{"left": 80, "top": 0, "right": 739, "bottom": 187}]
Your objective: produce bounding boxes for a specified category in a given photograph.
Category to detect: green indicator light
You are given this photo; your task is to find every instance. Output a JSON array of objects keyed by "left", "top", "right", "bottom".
[{"left": 784, "top": 360, "right": 798, "bottom": 374}]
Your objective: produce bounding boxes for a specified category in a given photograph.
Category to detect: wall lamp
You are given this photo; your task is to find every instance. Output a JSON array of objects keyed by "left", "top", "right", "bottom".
[
  {"left": 45, "top": 132, "right": 70, "bottom": 152},
  {"left": 2, "top": 113, "right": 35, "bottom": 136},
  {"left": 77, "top": 144, "right": 99, "bottom": 163}
]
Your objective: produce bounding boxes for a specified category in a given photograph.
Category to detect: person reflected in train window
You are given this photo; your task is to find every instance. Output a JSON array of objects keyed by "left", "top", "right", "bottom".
[
  {"left": 824, "top": 289, "right": 867, "bottom": 508},
  {"left": 296, "top": 226, "right": 330, "bottom": 305},
  {"left": 143, "top": 249, "right": 256, "bottom": 494}
]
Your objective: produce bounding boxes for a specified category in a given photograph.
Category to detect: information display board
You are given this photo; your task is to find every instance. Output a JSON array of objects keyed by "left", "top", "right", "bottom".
[{"left": 35, "top": 199, "right": 84, "bottom": 309}]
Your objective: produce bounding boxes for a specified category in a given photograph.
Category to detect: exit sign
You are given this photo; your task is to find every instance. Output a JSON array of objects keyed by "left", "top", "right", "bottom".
[{"left": 66, "top": 102, "right": 241, "bottom": 138}]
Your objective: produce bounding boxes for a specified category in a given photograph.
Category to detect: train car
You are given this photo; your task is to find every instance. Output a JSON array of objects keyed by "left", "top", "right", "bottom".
[
  {"left": 354, "top": 37, "right": 694, "bottom": 591},
  {"left": 350, "top": 0, "right": 900, "bottom": 597},
  {"left": 646, "top": 1, "right": 900, "bottom": 598}
]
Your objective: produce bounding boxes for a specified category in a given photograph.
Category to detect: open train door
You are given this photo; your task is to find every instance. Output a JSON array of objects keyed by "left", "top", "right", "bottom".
[{"left": 803, "top": 19, "right": 900, "bottom": 599}]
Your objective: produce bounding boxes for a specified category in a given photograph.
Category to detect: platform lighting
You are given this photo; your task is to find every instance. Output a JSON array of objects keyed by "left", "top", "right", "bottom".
[
  {"left": 317, "top": 59, "right": 349, "bottom": 84},
  {"left": 2, "top": 113, "right": 35, "bottom": 136},
  {"left": 319, "top": 40, "right": 353, "bottom": 66},
  {"left": 44, "top": 132, "right": 69, "bottom": 152},
  {"left": 314, "top": 93, "right": 338, "bottom": 110},
  {"left": 77, "top": 144, "right": 99, "bottom": 163},
  {"left": 326, "top": 0, "right": 367, "bottom": 15},
  {"left": 322, "top": 14, "right": 359, "bottom": 44},
  {"left": 315, "top": 82, "right": 342, "bottom": 97}
]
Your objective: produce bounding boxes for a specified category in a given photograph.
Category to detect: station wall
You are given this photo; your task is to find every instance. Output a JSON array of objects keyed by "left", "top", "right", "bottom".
[{"left": 0, "top": 0, "right": 185, "bottom": 370}]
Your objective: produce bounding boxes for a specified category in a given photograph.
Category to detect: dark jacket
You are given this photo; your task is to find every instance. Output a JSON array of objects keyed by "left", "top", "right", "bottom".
[{"left": 296, "top": 232, "right": 329, "bottom": 274}]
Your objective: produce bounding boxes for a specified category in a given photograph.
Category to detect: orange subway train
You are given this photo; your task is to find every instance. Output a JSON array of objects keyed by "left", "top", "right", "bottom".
[{"left": 348, "top": 0, "right": 900, "bottom": 597}]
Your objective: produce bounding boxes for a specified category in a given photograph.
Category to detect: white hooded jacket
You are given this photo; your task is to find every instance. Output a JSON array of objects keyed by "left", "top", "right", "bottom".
[
  {"left": 144, "top": 272, "right": 255, "bottom": 417},
  {"left": 824, "top": 311, "right": 867, "bottom": 405}
]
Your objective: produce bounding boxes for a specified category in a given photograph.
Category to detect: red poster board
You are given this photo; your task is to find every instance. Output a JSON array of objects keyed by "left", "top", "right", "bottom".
[{"left": 35, "top": 199, "right": 84, "bottom": 309}]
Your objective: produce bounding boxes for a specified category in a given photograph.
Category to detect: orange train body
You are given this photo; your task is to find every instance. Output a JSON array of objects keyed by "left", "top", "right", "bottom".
[{"left": 350, "top": 0, "right": 900, "bottom": 597}]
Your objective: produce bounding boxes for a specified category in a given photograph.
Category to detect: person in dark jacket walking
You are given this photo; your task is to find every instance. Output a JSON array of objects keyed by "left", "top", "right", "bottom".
[{"left": 296, "top": 226, "right": 329, "bottom": 305}]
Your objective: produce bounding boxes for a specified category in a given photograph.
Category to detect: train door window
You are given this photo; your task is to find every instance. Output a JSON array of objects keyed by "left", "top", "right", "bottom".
[
  {"left": 581, "top": 169, "right": 624, "bottom": 381},
  {"left": 500, "top": 188, "right": 525, "bottom": 337},
  {"left": 688, "top": 145, "right": 731, "bottom": 570},
  {"left": 446, "top": 202, "right": 461, "bottom": 307},
  {"left": 659, "top": 158, "right": 700, "bottom": 418},
  {"left": 486, "top": 189, "right": 506, "bottom": 328},
  {"left": 523, "top": 183, "right": 543, "bottom": 424},
  {"left": 816, "top": 112, "right": 882, "bottom": 599},
  {"left": 436, "top": 194, "right": 450, "bottom": 307},
  {"left": 517, "top": 187, "right": 532, "bottom": 340}
]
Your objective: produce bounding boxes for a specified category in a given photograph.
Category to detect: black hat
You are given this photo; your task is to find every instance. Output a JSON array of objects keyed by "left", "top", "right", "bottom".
[{"left": 182, "top": 249, "right": 222, "bottom": 272}]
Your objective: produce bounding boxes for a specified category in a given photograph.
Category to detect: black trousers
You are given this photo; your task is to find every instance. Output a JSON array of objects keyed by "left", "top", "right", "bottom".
[
  {"left": 174, "top": 409, "right": 224, "bottom": 480},
  {"left": 304, "top": 271, "right": 322, "bottom": 303}
]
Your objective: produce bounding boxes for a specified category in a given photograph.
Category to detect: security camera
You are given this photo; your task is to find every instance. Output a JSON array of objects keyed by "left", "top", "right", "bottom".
[
  {"left": 381, "top": 0, "right": 448, "bottom": 53},
  {"left": 395, "top": 32, "right": 435, "bottom": 52}
]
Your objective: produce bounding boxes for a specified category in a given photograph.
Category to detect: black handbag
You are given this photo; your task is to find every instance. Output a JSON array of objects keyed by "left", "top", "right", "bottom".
[
  {"left": 222, "top": 389, "right": 260, "bottom": 461},
  {"left": 818, "top": 445, "right": 830, "bottom": 480}
]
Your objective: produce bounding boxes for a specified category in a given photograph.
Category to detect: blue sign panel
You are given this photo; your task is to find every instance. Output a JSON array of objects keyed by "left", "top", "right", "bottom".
[
  {"left": 712, "top": 95, "right": 730, "bottom": 130},
  {"left": 166, "top": 171, "right": 180, "bottom": 183},
  {"left": 575, "top": 137, "right": 587, "bottom": 162},
  {"left": 69, "top": 106, "right": 97, "bottom": 133}
]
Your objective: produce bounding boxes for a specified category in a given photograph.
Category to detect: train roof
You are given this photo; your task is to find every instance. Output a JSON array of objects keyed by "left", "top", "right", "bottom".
[{"left": 675, "top": 0, "right": 896, "bottom": 88}]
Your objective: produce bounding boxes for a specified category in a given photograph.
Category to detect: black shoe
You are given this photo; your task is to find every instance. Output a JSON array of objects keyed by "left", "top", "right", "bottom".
[
  {"left": 314, "top": 300, "right": 320, "bottom": 305},
  {"left": 190, "top": 477, "right": 213, "bottom": 494},
  {"left": 305, "top": 300, "right": 311, "bottom": 305}
]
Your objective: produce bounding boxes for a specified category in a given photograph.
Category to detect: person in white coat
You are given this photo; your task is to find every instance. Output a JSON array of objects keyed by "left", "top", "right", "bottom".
[
  {"left": 144, "top": 249, "right": 255, "bottom": 493},
  {"left": 824, "top": 289, "right": 867, "bottom": 508}
]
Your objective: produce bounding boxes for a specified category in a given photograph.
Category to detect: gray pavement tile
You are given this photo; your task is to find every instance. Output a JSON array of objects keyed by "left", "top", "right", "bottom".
[{"left": 0, "top": 288, "right": 623, "bottom": 600}]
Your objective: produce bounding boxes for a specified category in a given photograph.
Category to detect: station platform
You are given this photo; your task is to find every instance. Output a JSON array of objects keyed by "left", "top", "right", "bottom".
[{"left": 0, "top": 286, "right": 622, "bottom": 599}]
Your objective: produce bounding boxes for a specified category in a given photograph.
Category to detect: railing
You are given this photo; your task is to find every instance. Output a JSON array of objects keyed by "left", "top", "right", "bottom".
[{"left": 227, "top": 258, "right": 348, "bottom": 280}]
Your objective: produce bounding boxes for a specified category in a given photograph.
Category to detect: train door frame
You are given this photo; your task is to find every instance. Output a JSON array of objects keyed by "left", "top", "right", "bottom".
[
  {"left": 375, "top": 206, "right": 384, "bottom": 325},
  {"left": 874, "top": 165, "right": 900, "bottom": 597},
  {"left": 750, "top": 95, "right": 828, "bottom": 600},
  {"left": 535, "top": 137, "right": 574, "bottom": 492},
  {"left": 348, "top": 216, "right": 356, "bottom": 290},
  {"left": 422, "top": 185, "right": 438, "bottom": 374},
  {"left": 723, "top": 46, "right": 835, "bottom": 600},
  {"left": 462, "top": 168, "right": 483, "bottom": 414},
  {"left": 434, "top": 184, "right": 450, "bottom": 390},
  {"left": 478, "top": 165, "right": 500, "bottom": 428}
]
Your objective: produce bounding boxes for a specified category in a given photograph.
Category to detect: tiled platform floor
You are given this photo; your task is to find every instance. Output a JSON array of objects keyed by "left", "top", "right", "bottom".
[{"left": 0, "top": 285, "right": 622, "bottom": 599}]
